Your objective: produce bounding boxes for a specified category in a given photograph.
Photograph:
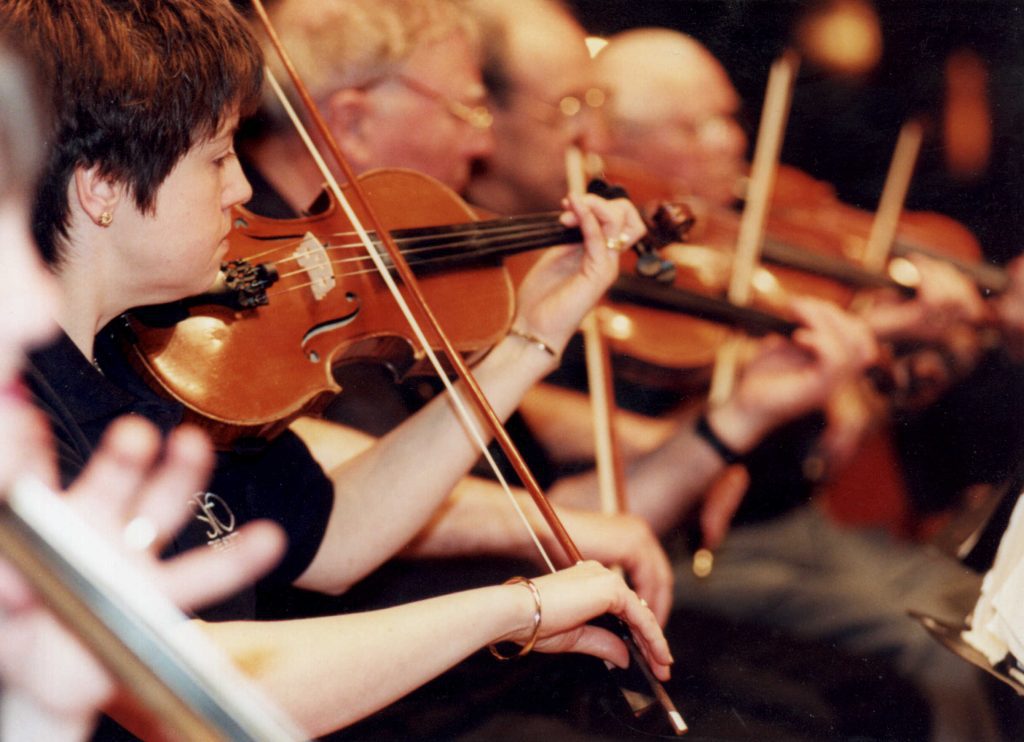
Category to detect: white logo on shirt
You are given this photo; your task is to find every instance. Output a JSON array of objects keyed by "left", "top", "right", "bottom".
[{"left": 190, "top": 492, "right": 238, "bottom": 550}]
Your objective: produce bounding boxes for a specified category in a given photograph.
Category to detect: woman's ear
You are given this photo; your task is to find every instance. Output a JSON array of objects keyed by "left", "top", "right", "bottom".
[
  {"left": 321, "top": 87, "right": 374, "bottom": 167},
  {"left": 73, "top": 166, "right": 121, "bottom": 228}
]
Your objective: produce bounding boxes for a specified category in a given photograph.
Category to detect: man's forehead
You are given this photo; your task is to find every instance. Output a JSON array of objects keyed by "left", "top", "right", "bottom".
[
  {"left": 506, "top": 11, "right": 590, "bottom": 88},
  {"left": 403, "top": 33, "right": 485, "bottom": 96},
  {"left": 511, "top": 47, "right": 591, "bottom": 102},
  {"left": 664, "top": 64, "right": 739, "bottom": 113}
]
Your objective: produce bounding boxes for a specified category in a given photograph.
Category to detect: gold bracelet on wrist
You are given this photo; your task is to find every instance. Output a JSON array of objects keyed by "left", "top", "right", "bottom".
[
  {"left": 507, "top": 326, "right": 558, "bottom": 359},
  {"left": 489, "top": 576, "right": 542, "bottom": 660}
]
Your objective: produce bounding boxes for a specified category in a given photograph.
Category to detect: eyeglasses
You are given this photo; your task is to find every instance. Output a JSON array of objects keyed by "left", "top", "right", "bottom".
[
  {"left": 618, "top": 108, "right": 748, "bottom": 148},
  {"left": 556, "top": 87, "right": 607, "bottom": 117},
  {"left": 673, "top": 107, "right": 751, "bottom": 143},
  {"left": 675, "top": 113, "right": 738, "bottom": 143},
  {"left": 510, "top": 87, "right": 610, "bottom": 129},
  {"left": 392, "top": 74, "right": 494, "bottom": 131}
]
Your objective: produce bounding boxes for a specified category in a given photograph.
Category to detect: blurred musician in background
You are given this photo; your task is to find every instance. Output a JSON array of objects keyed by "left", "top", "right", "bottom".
[
  {"left": 459, "top": 0, "right": 885, "bottom": 567},
  {"left": 586, "top": 29, "right": 748, "bottom": 209},
  {"left": 242, "top": 0, "right": 494, "bottom": 207},
  {"left": 467, "top": 3, "right": 1003, "bottom": 738}
]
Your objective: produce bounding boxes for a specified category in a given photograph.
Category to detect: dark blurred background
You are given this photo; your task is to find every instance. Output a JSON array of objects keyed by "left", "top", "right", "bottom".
[{"left": 570, "top": 0, "right": 1024, "bottom": 265}]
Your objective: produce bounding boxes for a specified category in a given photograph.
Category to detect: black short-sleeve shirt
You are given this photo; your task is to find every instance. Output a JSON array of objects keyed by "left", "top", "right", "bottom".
[{"left": 25, "top": 327, "right": 335, "bottom": 621}]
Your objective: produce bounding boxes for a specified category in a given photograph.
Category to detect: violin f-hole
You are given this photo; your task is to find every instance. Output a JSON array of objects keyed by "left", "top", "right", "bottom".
[{"left": 301, "top": 291, "right": 361, "bottom": 361}]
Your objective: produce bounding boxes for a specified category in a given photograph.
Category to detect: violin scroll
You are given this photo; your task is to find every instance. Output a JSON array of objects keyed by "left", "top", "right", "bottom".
[
  {"left": 635, "top": 201, "right": 697, "bottom": 283},
  {"left": 586, "top": 177, "right": 694, "bottom": 284}
]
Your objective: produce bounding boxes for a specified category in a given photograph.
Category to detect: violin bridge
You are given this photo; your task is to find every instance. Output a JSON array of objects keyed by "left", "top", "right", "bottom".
[{"left": 295, "top": 232, "right": 336, "bottom": 301}]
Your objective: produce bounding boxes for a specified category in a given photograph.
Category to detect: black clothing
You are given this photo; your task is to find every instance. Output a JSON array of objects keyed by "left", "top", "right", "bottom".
[
  {"left": 26, "top": 327, "right": 335, "bottom": 621},
  {"left": 28, "top": 326, "right": 338, "bottom": 741}
]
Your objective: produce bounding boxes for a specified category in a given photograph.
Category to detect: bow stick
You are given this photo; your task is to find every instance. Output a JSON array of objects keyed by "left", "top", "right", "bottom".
[
  {"left": 582, "top": 308, "right": 629, "bottom": 517},
  {"left": 249, "top": 1, "right": 685, "bottom": 734},
  {"left": 845, "top": 121, "right": 925, "bottom": 399},
  {"left": 569, "top": 144, "right": 688, "bottom": 731},
  {"left": 861, "top": 121, "right": 924, "bottom": 275},
  {"left": 696, "top": 52, "right": 799, "bottom": 578},
  {"left": 567, "top": 145, "right": 629, "bottom": 519},
  {"left": 708, "top": 50, "right": 800, "bottom": 405}
]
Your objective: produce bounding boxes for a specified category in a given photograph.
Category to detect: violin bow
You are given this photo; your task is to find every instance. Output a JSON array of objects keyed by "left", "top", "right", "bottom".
[
  {"left": 861, "top": 121, "right": 924, "bottom": 275},
  {"left": 567, "top": 145, "right": 629, "bottom": 519},
  {"left": 0, "top": 478, "right": 304, "bottom": 742},
  {"left": 708, "top": 50, "right": 800, "bottom": 406},
  {"left": 696, "top": 51, "right": 799, "bottom": 579},
  {"left": 567, "top": 145, "right": 687, "bottom": 729},
  {"left": 582, "top": 307, "right": 629, "bottom": 516},
  {"left": 846, "top": 122, "right": 930, "bottom": 413},
  {"left": 250, "top": 1, "right": 686, "bottom": 734}
]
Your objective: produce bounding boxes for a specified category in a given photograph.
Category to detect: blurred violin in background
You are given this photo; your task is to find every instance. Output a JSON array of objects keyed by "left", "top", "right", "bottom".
[
  {"left": 592, "top": 157, "right": 1003, "bottom": 387},
  {"left": 585, "top": 154, "right": 1005, "bottom": 538}
]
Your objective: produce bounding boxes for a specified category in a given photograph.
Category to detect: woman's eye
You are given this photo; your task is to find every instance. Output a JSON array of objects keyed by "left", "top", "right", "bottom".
[{"left": 214, "top": 151, "right": 237, "bottom": 168}]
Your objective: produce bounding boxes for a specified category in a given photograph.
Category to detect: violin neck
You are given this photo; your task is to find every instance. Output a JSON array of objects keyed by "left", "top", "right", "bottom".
[
  {"left": 390, "top": 214, "right": 577, "bottom": 273},
  {"left": 759, "top": 234, "right": 1006, "bottom": 296},
  {"left": 609, "top": 274, "right": 798, "bottom": 337},
  {"left": 759, "top": 236, "right": 913, "bottom": 294},
  {"left": 891, "top": 239, "right": 1008, "bottom": 294}
]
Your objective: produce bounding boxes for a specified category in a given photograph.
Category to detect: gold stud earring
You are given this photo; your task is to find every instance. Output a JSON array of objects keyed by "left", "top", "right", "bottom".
[{"left": 98, "top": 211, "right": 113, "bottom": 227}]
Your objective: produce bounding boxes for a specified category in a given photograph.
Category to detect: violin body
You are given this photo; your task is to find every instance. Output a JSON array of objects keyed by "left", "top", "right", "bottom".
[
  {"left": 769, "top": 166, "right": 991, "bottom": 286},
  {"left": 123, "top": 169, "right": 513, "bottom": 446},
  {"left": 595, "top": 161, "right": 846, "bottom": 378}
]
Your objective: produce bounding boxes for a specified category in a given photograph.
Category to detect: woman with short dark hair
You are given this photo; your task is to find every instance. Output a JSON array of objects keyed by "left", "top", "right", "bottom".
[{"left": 6, "top": 0, "right": 670, "bottom": 737}]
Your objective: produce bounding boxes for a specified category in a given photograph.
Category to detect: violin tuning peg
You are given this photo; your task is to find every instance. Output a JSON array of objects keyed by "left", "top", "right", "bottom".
[
  {"left": 656, "top": 260, "right": 677, "bottom": 284},
  {"left": 636, "top": 253, "right": 665, "bottom": 278},
  {"left": 647, "top": 202, "right": 696, "bottom": 244}
]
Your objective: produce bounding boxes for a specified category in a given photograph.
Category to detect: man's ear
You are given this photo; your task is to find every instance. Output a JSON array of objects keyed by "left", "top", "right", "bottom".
[
  {"left": 321, "top": 88, "right": 374, "bottom": 167},
  {"left": 73, "top": 165, "right": 122, "bottom": 227}
]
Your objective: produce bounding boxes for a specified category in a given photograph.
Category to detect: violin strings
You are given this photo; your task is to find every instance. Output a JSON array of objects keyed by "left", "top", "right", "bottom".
[
  {"left": 234, "top": 213, "right": 560, "bottom": 261},
  {"left": 260, "top": 221, "right": 575, "bottom": 285},
  {"left": 267, "top": 231, "right": 575, "bottom": 297},
  {"left": 233, "top": 212, "right": 563, "bottom": 265},
  {"left": 268, "top": 226, "right": 568, "bottom": 282},
  {"left": 321, "top": 222, "right": 568, "bottom": 262}
]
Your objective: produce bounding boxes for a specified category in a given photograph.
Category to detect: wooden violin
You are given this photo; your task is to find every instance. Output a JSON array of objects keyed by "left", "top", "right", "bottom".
[
  {"left": 594, "top": 159, "right": 1003, "bottom": 383},
  {"left": 119, "top": 169, "right": 685, "bottom": 448},
  {"left": 599, "top": 156, "right": 998, "bottom": 538}
]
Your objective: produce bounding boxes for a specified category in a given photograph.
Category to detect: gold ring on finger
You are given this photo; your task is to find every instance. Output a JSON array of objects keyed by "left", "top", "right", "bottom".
[{"left": 605, "top": 233, "right": 629, "bottom": 252}]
